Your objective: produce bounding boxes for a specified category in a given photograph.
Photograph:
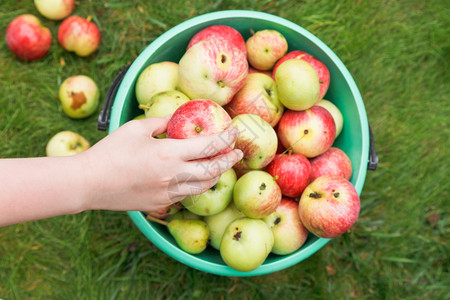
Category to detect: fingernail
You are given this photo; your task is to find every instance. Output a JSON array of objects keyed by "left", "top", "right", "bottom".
[
  {"left": 237, "top": 149, "right": 244, "bottom": 160},
  {"left": 232, "top": 127, "right": 240, "bottom": 137}
]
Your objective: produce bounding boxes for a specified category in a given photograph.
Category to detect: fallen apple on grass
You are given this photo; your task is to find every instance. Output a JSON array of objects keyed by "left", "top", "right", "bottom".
[
  {"left": 59, "top": 75, "right": 99, "bottom": 119},
  {"left": 58, "top": 15, "right": 101, "bottom": 57},
  {"left": 46, "top": 130, "right": 90, "bottom": 157},
  {"left": 5, "top": 14, "right": 52, "bottom": 61},
  {"left": 34, "top": 0, "right": 75, "bottom": 20}
]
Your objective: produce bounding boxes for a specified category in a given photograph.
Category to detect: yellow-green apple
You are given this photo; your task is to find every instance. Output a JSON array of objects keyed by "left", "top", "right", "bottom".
[
  {"left": 144, "top": 202, "right": 183, "bottom": 220},
  {"left": 315, "top": 99, "right": 344, "bottom": 138},
  {"left": 5, "top": 14, "right": 52, "bottom": 61},
  {"left": 299, "top": 175, "right": 360, "bottom": 238},
  {"left": 275, "top": 59, "right": 320, "bottom": 111},
  {"left": 135, "top": 61, "right": 179, "bottom": 106},
  {"left": 225, "top": 73, "right": 284, "bottom": 127},
  {"left": 167, "top": 219, "right": 210, "bottom": 254},
  {"left": 139, "top": 90, "right": 190, "bottom": 118},
  {"left": 233, "top": 170, "right": 282, "bottom": 219},
  {"left": 220, "top": 217, "right": 274, "bottom": 272},
  {"left": 246, "top": 29, "right": 288, "bottom": 71},
  {"left": 57, "top": 15, "right": 100, "bottom": 57},
  {"left": 204, "top": 202, "right": 245, "bottom": 250},
  {"left": 231, "top": 114, "right": 278, "bottom": 170},
  {"left": 34, "top": 0, "right": 74, "bottom": 20},
  {"left": 263, "top": 198, "right": 309, "bottom": 255},
  {"left": 266, "top": 153, "right": 311, "bottom": 198},
  {"left": 46, "top": 131, "right": 90, "bottom": 157},
  {"left": 59, "top": 75, "right": 99, "bottom": 119},
  {"left": 181, "top": 168, "right": 237, "bottom": 216},
  {"left": 187, "top": 25, "right": 247, "bottom": 55},
  {"left": 166, "top": 99, "right": 233, "bottom": 155},
  {"left": 133, "top": 114, "right": 146, "bottom": 120},
  {"left": 310, "top": 147, "right": 352, "bottom": 181},
  {"left": 277, "top": 106, "right": 336, "bottom": 158},
  {"left": 273, "top": 50, "right": 330, "bottom": 101},
  {"left": 178, "top": 38, "right": 248, "bottom": 106}
]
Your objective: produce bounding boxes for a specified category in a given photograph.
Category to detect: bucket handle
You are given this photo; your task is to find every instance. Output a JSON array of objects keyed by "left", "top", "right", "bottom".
[
  {"left": 98, "top": 65, "right": 379, "bottom": 171},
  {"left": 97, "top": 64, "right": 131, "bottom": 131}
]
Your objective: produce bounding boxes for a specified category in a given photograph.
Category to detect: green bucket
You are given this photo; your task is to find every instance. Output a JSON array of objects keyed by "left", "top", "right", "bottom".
[{"left": 98, "top": 10, "right": 378, "bottom": 277}]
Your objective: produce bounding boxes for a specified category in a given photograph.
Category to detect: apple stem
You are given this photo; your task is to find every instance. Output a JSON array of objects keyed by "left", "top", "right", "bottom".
[
  {"left": 86, "top": 15, "right": 93, "bottom": 22},
  {"left": 146, "top": 214, "right": 169, "bottom": 226},
  {"left": 280, "top": 134, "right": 307, "bottom": 155},
  {"left": 138, "top": 104, "right": 150, "bottom": 110}
]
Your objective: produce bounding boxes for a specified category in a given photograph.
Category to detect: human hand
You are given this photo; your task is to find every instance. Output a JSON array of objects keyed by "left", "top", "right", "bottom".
[{"left": 79, "top": 116, "right": 243, "bottom": 213}]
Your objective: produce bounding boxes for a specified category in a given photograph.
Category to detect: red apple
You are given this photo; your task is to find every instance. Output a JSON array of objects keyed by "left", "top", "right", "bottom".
[
  {"left": 299, "top": 175, "right": 360, "bottom": 238},
  {"left": 5, "top": 14, "right": 52, "bottom": 61},
  {"left": 187, "top": 25, "right": 246, "bottom": 55},
  {"left": 166, "top": 99, "right": 233, "bottom": 155},
  {"left": 246, "top": 29, "right": 288, "bottom": 71},
  {"left": 277, "top": 106, "right": 336, "bottom": 158},
  {"left": 178, "top": 38, "right": 248, "bottom": 106},
  {"left": 58, "top": 15, "right": 101, "bottom": 57},
  {"left": 225, "top": 73, "right": 284, "bottom": 127},
  {"left": 266, "top": 153, "right": 311, "bottom": 198},
  {"left": 310, "top": 147, "right": 352, "bottom": 181},
  {"left": 34, "top": 0, "right": 75, "bottom": 20},
  {"left": 273, "top": 50, "right": 330, "bottom": 101},
  {"left": 264, "top": 198, "right": 309, "bottom": 255}
]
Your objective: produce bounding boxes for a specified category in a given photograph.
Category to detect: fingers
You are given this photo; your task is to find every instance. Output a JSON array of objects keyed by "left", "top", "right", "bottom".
[
  {"left": 138, "top": 115, "right": 172, "bottom": 137},
  {"left": 177, "top": 127, "right": 240, "bottom": 161},
  {"left": 167, "top": 175, "right": 221, "bottom": 203}
]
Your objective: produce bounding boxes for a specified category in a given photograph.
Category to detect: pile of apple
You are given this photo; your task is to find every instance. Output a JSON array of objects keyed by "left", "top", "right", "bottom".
[
  {"left": 5, "top": 1, "right": 104, "bottom": 157},
  {"left": 136, "top": 24, "right": 360, "bottom": 272}
]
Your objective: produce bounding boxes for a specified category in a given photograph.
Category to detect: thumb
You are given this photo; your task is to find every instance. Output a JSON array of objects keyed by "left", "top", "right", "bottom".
[{"left": 140, "top": 115, "right": 172, "bottom": 137}]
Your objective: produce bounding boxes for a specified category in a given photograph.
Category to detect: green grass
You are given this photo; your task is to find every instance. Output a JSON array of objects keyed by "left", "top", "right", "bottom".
[{"left": 1, "top": 0, "right": 449, "bottom": 299}]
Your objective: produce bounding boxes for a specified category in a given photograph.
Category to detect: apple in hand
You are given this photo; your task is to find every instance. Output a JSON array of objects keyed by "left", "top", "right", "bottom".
[
  {"left": 204, "top": 202, "right": 245, "bottom": 250},
  {"left": 232, "top": 114, "right": 278, "bottom": 170},
  {"left": 246, "top": 29, "right": 288, "bottom": 71},
  {"left": 178, "top": 38, "right": 248, "bottom": 106},
  {"left": 273, "top": 50, "right": 330, "bottom": 101},
  {"left": 315, "top": 99, "right": 344, "bottom": 138},
  {"left": 5, "top": 14, "right": 52, "bottom": 61},
  {"left": 233, "top": 170, "right": 282, "bottom": 219},
  {"left": 310, "top": 147, "right": 352, "bottom": 181},
  {"left": 59, "top": 75, "right": 99, "bottom": 119},
  {"left": 299, "top": 175, "right": 360, "bottom": 238},
  {"left": 58, "top": 15, "right": 101, "bottom": 57},
  {"left": 46, "top": 131, "right": 90, "bottom": 157},
  {"left": 225, "top": 73, "right": 284, "bottom": 127},
  {"left": 139, "top": 90, "right": 190, "bottom": 118},
  {"left": 34, "top": 0, "right": 75, "bottom": 20},
  {"left": 181, "top": 168, "right": 237, "bottom": 216},
  {"left": 277, "top": 106, "right": 336, "bottom": 158},
  {"left": 266, "top": 153, "right": 311, "bottom": 198},
  {"left": 220, "top": 217, "right": 274, "bottom": 272},
  {"left": 275, "top": 59, "right": 320, "bottom": 111},
  {"left": 187, "top": 25, "right": 247, "bottom": 55},
  {"left": 135, "top": 61, "right": 180, "bottom": 106},
  {"left": 264, "top": 198, "right": 308, "bottom": 255}
]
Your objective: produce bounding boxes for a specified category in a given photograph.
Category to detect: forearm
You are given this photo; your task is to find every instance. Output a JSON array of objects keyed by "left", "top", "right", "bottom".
[{"left": 0, "top": 155, "right": 91, "bottom": 226}]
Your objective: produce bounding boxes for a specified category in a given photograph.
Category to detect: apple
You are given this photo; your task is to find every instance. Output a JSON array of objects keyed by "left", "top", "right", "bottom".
[
  {"left": 204, "top": 202, "right": 245, "bottom": 250},
  {"left": 246, "top": 29, "right": 288, "bottom": 71},
  {"left": 34, "top": 0, "right": 75, "bottom": 20},
  {"left": 178, "top": 38, "right": 248, "bottom": 106},
  {"left": 275, "top": 59, "right": 320, "bottom": 111},
  {"left": 5, "top": 14, "right": 52, "bottom": 61},
  {"left": 231, "top": 114, "right": 278, "bottom": 170},
  {"left": 168, "top": 219, "right": 210, "bottom": 254},
  {"left": 46, "top": 131, "right": 90, "bottom": 157},
  {"left": 187, "top": 25, "right": 247, "bottom": 55},
  {"left": 139, "top": 90, "right": 190, "bottom": 118},
  {"left": 57, "top": 15, "right": 101, "bottom": 57},
  {"left": 233, "top": 170, "right": 282, "bottom": 219},
  {"left": 248, "top": 66, "right": 272, "bottom": 77},
  {"left": 59, "top": 75, "right": 99, "bottom": 119},
  {"left": 310, "top": 147, "right": 352, "bottom": 181},
  {"left": 273, "top": 50, "right": 330, "bottom": 101},
  {"left": 135, "top": 61, "right": 180, "bottom": 106},
  {"left": 225, "top": 73, "right": 284, "bottom": 127},
  {"left": 144, "top": 202, "right": 183, "bottom": 220},
  {"left": 220, "top": 217, "right": 274, "bottom": 272},
  {"left": 315, "top": 99, "right": 344, "bottom": 138},
  {"left": 299, "top": 175, "right": 360, "bottom": 238},
  {"left": 181, "top": 168, "right": 237, "bottom": 216},
  {"left": 263, "top": 198, "right": 309, "bottom": 255},
  {"left": 277, "top": 106, "right": 336, "bottom": 158},
  {"left": 133, "top": 114, "right": 146, "bottom": 120},
  {"left": 266, "top": 153, "right": 311, "bottom": 198}
]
